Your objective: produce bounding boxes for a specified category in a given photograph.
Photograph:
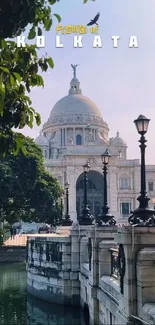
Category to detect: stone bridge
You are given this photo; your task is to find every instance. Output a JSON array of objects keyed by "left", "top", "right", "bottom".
[{"left": 27, "top": 224, "right": 155, "bottom": 325}]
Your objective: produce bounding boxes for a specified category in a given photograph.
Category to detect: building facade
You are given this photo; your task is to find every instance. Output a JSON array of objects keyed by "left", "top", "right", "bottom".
[{"left": 35, "top": 66, "right": 155, "bottom": 223}]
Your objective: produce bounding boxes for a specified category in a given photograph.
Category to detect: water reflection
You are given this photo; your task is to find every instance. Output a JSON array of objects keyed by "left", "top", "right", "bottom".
[
  {"left": 0, "top": 263, "right": 27, "bottom": 325},
  {"left": 27, "top": 295, "right": 85, "bottom": 325},
  {"left": 0, "top": 263, "right": 85, "bottom": 325}
]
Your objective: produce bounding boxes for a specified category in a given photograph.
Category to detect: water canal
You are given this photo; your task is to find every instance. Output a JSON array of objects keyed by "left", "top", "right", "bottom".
[{"left": 0, "top": 263, "right": 85, "bottom": 325}]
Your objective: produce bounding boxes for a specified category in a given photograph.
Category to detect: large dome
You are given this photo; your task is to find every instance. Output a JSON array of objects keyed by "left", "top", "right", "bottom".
[
  {"left": 50, "top": 93, "right": 102, "bottom": 119},
  {"left": 43, "top": 70, "right": 108, "bottom": 131}
]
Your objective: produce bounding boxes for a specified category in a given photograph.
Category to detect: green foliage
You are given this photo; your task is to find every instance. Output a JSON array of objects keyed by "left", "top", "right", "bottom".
[
  {"left": 83, "top": 0, "right": 96, "bottom": 3},
  {"left": 0, "top": 0, "right": 95, "bottom": 156},
  {"left": 0, "top": 0, "right": 59, "bottom": 156},
  {"left": 0, "top": 135, "right": 63, "bottom": 225},
  {"left": 0, "top": 40, "right": 54, "bottom": 155},
  {"left": 53, "top": 14, "right": 61, "bottom": 23},
  {"left": 0, "top": 0, "right": 61, "bottom": 39}
]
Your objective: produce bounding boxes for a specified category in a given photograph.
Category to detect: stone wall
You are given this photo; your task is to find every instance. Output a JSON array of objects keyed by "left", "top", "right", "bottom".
[
  {"left": 27, "top": 234, "right": 80, "bottom": 305},
  {"left": 0, "top": 246, "right": 26, "bottom": 263}
]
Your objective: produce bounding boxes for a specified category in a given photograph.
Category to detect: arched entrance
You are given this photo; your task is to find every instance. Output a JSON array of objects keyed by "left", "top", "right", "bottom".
[{"left": 76, "top": 170, "right": 104, "bottom": 218}]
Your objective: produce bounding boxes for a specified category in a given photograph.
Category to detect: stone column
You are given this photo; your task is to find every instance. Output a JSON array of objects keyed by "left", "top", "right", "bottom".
[
  {"left": 83, "top": 128, "right": 85, "bottom": 144},
  {"left": 80, "top": 237, "right": 88, "bottom": 266},
  {"left": 73, "top": 128, "right": 76, "bottom": 145},
  {"left": 70, "top": 224, "right": 91, "bottom": 305},
  {"left": 63, "top": 128, "right": 65, "bottom": 146},
  {"left": 137, "top": 248, "right": 155, "bottom": 307},
  {"left": 108, "top": 165, "right": 118, "bottom": 220},
  {"left": 67, "top": 167, "right": 77, "bottom": 223},
  {"left": 69, "top": 185, "right": 77, "bottom": 222},
  {"left": 99, "top": 240, "right": 115, "bottom": 278},
  {"left": 89, "top": 226, "right": 116, "bottom": 286},
  {"left": 115, "top": 227, "right": 137, "bottom": 317},
  {"left": 65, "top": 128, "right": 67, "bottom": 146},
  {"left": 89, "top": 226, "right": 116, "bottom": 325},
  {"left": 56, "top": 129, "right": 61, "bottom": 147}
]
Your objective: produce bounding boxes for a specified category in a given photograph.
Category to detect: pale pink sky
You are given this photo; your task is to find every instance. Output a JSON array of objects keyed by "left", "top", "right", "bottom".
[{"left": 22, "top": 0, "right": 155, "bottom": 164}]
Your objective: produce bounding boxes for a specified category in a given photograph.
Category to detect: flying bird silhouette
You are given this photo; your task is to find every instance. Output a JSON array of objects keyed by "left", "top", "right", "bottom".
[{"left": 87, "top": 12, "right": 100, "bottom": 26}]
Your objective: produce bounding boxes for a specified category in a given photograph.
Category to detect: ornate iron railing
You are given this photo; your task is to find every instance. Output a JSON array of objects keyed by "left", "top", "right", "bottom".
[{"left": 110, "top": 248, "right": 119, "bottom": 278}]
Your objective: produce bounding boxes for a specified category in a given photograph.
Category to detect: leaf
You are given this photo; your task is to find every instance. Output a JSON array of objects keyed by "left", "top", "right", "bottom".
[
  {"left": 0, "top": 39, "right": 6, "bottom": 49},
  {"left": 29, "top": 63, "right": 38, "bottom": 74},
  {"left": 0, "top": 98, "right": 4, "bottom": 115},
  {"left": 35, "top": 113, "right": 41, "bottom": 126},
  {"left": 24, "top": 96, "right": 32, "bottom": 105},
  {"left": 28, "top": 111, "right": 34, "bottom": 128},
  {"left": 37, "top": 75, "right": 44, "bottom": 86},
  {"left": 14, "top": 139, "right": 20, "bottom": 156},
  {"left": 53, "top": 14, "right": 61, "bottom": 23},
  {"left": 21, "top": 145, "right": 27, "bottom": 155},
  {"left": 40, "top": 62, "right": 48, "bottom": 72},
  {"left": 83, "top": 0, "right": 88, "bottom": 3},
  {"left": 30, "top": 75, "right": 44, "bottom": 87},
  {"left": 48, "top": 0, "right": 57, "bottom": 4},
  {"left": 0, "top": 82, "right": 5, "bottom": 97},
  {"left": 46, "top": 57, "right": 54, "bottom": 69},
  {"left": 9, "top": 74, "right": 16, "bottom": 86},
  {"left": 28, "top": 27, "right": 36, "bottom": 40},
  {"left": 0, "top": 66, "right": 10, "bottom": 73},
  {"left": 38, "top": 27, "right": 42, "bottom": 36},
  {"left": 12, "top": 72, "right": 22, "bottom": 82},
  {"left": 19, "top": 84, "right": 25, "bottom": 95},
  {"left": 44, "top": 18, "right": 52, "bottom": 31}
]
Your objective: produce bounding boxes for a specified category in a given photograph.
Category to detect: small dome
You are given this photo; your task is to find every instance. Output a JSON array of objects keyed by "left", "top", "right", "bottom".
[
  {"left": 111, "top": 131, "right": 126, "bottom": 147},
  {"left": 35, "top": 131, "right": 48, "bottom": 146},
  {"left": 68, "top": 77, "right": 81, "bottom": 95}
]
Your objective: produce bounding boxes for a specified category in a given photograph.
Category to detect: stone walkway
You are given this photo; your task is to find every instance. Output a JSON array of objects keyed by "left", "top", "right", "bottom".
[
  {"left": 4, "top": 235, "right": 28, "bottom": 246},
  {"left": 3, "top": 228, "right": 71, "bottom": 246}
]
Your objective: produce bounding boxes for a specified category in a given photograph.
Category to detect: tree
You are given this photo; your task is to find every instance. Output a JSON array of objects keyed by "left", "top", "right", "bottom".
[
  {"left": 0, "top": 39, "right": 54, "bottom": 156},
  {"left": 31, "top": 173, "right": 62, "bottom": 225},
  {"left": 0, "top": 0, "right": 95, "bottom": 156},
  {"left": 0, "top": 135, "right": 63, "bottom": 225},
  {"left": 0, "top": 0, "right": 61, "bottom": 39}
]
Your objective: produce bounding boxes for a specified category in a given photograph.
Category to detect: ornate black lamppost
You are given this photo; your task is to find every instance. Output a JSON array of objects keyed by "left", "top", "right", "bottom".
[
  {"left": 57, "top": 194, "right": 64, "bottom": 225},
  {"left": 60, "top": 194, "right": 63, "bottom": 219},
  {"left": 78, "top": 163, "right": 94, "bottom": 225},
  {"left": 62, "top": 181, "right": 73, "bottom": 226},
  {"left": 128, "top": 115, "right": 155, "bottom": 226},
  {"left": 96, "top": 149, "right": 116, "bottom": 226}
]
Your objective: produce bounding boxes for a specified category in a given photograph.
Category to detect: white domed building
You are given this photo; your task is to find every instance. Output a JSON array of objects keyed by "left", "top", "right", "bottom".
[{"left": 35, "top": 66, "right": 155, "bottom": 223}]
